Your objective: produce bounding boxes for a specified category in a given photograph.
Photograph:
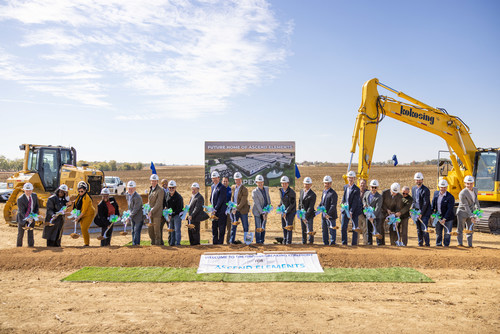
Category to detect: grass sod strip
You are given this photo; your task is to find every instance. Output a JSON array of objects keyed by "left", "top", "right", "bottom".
[
  {"left": 123, "top": 240, "right": 209, "bottom": 246},
  {"left": 62, "top": 267, "right": 433, "bottom": 283}
]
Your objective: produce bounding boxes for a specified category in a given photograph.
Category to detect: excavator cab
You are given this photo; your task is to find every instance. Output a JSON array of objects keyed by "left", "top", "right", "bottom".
[{"left": 473, "top": 149, "right": 500, "bottom": 194}]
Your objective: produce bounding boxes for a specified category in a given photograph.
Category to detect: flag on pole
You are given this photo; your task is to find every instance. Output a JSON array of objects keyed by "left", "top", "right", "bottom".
[
  {"left": 295, "top": 164, "right": 301, "bottom": 179},
  {"left": 150, "top": 161, "right": 157, "bottom": 174},
  {"left": 392, "top": 155, "right": 398, "bottom": 166}
]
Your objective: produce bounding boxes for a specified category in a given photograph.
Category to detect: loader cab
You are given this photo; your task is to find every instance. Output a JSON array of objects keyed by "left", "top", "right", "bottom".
[
  {"left": 22, "top": 145, "right": 76, "bottom": 192},
  {"left": 473, "top": 149, "right": 500, "bottom": 192}
]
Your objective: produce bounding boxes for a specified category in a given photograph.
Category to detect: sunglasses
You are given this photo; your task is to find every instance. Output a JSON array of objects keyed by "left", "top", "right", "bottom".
[
  {"left": 78, "top": 190, "right": 85, "bottom": 193},
  {"left": 371, "top": 186, "right": 377, "bottom": 189},
  {"left": 168, "top": 187, "right": 175, "bottom": 189},
  {"left": 402, "top": 192, "right": 409, "bottom": 196}
]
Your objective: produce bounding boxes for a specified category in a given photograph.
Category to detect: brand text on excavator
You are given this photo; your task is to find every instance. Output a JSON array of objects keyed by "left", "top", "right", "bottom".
[{"left": 400, "top": 106, "right": 435, "bottom": 125}]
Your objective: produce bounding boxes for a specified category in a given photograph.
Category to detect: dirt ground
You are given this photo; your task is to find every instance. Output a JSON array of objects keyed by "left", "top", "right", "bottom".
[{"left": 1, "top": 166, "right": 499, "bottom": 333}]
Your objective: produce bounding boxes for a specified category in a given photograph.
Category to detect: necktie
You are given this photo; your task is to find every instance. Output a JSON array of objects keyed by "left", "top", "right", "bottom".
[{"left": 25, "top": 195, "right": 32, "bottom": 218}]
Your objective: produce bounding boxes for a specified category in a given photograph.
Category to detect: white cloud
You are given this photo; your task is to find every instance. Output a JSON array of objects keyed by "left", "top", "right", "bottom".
[{"left": 0, "top": 0, "right": 292, "bottom": 118}]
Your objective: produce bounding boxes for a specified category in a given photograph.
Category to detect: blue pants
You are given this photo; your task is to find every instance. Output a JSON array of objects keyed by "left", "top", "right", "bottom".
[
  {"left": 281, "top": 214, "right": 294, "bottom": 244},
  {"left": 341, "top": 212, "right": 358, "bottom": 245},
  {"left": 168, "top": 215, "right": 182, "bottom": 246},
  {"left": 255, "top": 215, "right": 266, "bottom": 244},
  {"left": 212, "top": 217, "right": 226, "bottom": 244},
  {"left": 435, "top": 218, "right": 453, "bottom": 246},
  {"left": 229, "top": 212, "right": 248, "bottom": 244},
  {"left": 301, "top": 217, "right": 314, "bottom": 244},
  {"left": 131, "top": 219, "right": 144, "bottom": 246},
  {"left": 321, "top": 217, "right": 336, "bottom": 245},
  {"left": 416, "top": 215, "right": 430, "bottom": 246}
]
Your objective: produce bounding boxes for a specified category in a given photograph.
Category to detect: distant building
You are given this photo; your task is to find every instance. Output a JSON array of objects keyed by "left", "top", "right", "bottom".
[{"left": 210, "top": 164, "right": 228, "bottom": 174}]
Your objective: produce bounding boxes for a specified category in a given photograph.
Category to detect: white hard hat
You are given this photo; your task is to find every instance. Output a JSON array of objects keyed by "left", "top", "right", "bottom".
[
  {"left": 191, "top": 182, "right": 200, "bottom": 189},
  {"left": 168, "top": 180, "right": 176, "bottom": 187},
  {"left": 303, "top": 177, "right": 312, "bottom": 184},
  {"left": 127, "top": 180, "right": 136, "bottom": 188},
  {"left": 77, "top": 181, "right": 87, "bottom": 189},
  {"left": 464, "top": 175, "right": 474, "bottom": 184},
  {"left": 369, "top": 179, "right": 379, "bottom": 187},
  {"left": 234, "top": 172, "right": 242, "bottom": 179},
  {"left": 255, "top": 175, "right": 264, "bottom": 182},
  {"left": 150, "top": 174, "right": 159, "bottom": 181},
  {"left": 414, "top": 172, "right": 424, "bottom": 180},
  {"left": 211, "top": 171, "right": 220, "bottom": 178},
  {"left": 347, "top": 171, "right": 356, "bottom": 178},
  {"left": 280, "top": 175, "right": 290, "bottom": 183},
  {"left": 101, "top": 188, "right": 110, "bottom": 195},
  {"left": 438, "top": 179, "right": 448, "bottom": 187},
  {"left": 58, "top": 184, "right": 69, "bottom": 192},
  {"left": 323, "top": 175, "right": 332, "bottom": 183},
  {"left": 23, "top": 183, "right": 33, "bottom": 191},
  {"left": 391, "top": 182, "right": 401, "bottom": 193}
]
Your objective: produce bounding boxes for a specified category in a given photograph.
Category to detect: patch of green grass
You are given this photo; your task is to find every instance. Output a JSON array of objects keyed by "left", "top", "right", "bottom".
[
  {"left": 62, "top": 267, "right": 433, "bottom": 283},
  {"left": 123, "top": 240, "right": 208, "bottom": 246}
]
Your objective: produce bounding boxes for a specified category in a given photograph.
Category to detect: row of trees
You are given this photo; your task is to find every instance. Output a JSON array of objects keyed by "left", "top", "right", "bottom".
[
  {"left": 77, "top": 160, "right": 144, "bottom": 171},
  {"left": 0, "top": 156, "right": 23, "bottom": 171}
]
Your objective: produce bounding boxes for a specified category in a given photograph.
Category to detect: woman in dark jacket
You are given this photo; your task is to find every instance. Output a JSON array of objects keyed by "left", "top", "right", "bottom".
[
  {"left": 43, "top": 184, "right": 71, "bottom": 247},
  {"left": 95, "top": 188, "right": 120, "bottom": 246}
]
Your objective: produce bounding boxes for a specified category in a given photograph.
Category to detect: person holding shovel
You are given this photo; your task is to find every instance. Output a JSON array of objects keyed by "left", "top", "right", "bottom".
[
  {"left": 43, "top": 184, "right": 71, "bottom": 247},
  {"left": 16, "top": 182, "right": 39, "bottom": 247},
  {"left": 73, "top": 181, "right": 96, "bottom": 247},
  {"left": 362, "top": 179, "right": 382, "bottom": 245},
  {"left": 95, "top": 187, "right": 120, "bottom": 246},
  {"left": 431, "top": 179, "right": 455, "bottom": 247}
]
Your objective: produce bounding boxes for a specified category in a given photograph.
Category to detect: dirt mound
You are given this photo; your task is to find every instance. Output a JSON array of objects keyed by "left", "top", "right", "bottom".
[{"left": 1, "top": 244, "right": 499, "bottom": 270}]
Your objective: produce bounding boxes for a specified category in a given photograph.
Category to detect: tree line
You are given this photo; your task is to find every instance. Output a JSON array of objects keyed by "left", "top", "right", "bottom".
[{"left": 77, "top": 160, "right": 144, "bottom": 171}]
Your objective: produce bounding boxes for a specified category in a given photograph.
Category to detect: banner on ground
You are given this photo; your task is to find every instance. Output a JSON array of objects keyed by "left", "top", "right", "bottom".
[
  {"left": 197, "top": 251, "right": 323, "bottom": 274},
  {"left": 204, "top": 141, "right": 295, "bottom": 187}
]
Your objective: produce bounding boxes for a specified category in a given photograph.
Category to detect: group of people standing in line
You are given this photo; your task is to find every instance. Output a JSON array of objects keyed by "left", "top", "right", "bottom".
[{"left": 16, "top": 170, "right": 480, "bottom": 248}]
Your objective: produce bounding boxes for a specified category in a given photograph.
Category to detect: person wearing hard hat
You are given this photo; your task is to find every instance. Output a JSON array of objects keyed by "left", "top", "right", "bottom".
[
  {"left": 431, "top": 179, "right": 455, "bottom": 247},
  {"left": 298, "top": 177, "right": 316, "bottom": 244},
  {"left": 411, "top": 172, "right": 431, "bottom": 247},
  {"left": 456, "top": 176, "right": 480, "bottom": 247},
  {"left": 222, "top": 177, "right": 232, "bottom": 244},
  {"left": 43, "top": 184, "right": 71, "bottom": 247},
  {"left": 16, "top": 182, "right": 39, "bottom": 247},
  {"left": 126, "top": 180, "right": 144, "bottom": 246},
  {"left": 362, "top": 180, "right": 382, "bottom": 245},
  {"left": 399, "top": 186, "right": 413, "bottom": 246},
  {"left": 209, "top": 171, "right": 227, "bottom": 245},
  {"left": 341, "top": 171, "right": 362, "bottom": 246},
  {"left": 279, "top": 175, "right": 296, "bottom": 244},
  {"left": 165, "top": 180, "right": 184, "bottom": 246},
  {"left": 160, "top": 179, "right": 170, "bottom": 245},
  {"left": 252, "top": 175, "right": 271, "bottom": 244},
  {"left": 229, "top": 172, "right": 250, "bottom": 244},
  {"left": 73, "top": 181, "right": 96, "bottom": 246},
  {"left": 147, "top": 174, "right": 165, "bottom": 245},
  {"left": 95, "top": 188, "right": 120, "bottom": 246},
  {"left": 357, "top": 179, "right": 369, "bottom": 245},
  {"left": 187, "top": 183, "right": 209, "bottom": 245},
  {"left": 320, "top": 175, "right": 338, "bottom": 245},
  {"left": 380, "top": 183, "right": 403, "bottom": 246}
]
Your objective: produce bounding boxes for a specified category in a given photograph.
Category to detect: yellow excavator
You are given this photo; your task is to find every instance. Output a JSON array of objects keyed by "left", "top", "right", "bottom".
[
  {"left": 346, "top": 78, "right": 499, "bottom": 233},
  {"left": 3, "top": 144, "right": 105, "bottom": 224}
]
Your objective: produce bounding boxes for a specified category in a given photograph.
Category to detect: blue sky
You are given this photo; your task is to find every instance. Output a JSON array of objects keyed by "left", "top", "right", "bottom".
[{"left": 0, "top": 0, "right": 498, "bottom": 165}]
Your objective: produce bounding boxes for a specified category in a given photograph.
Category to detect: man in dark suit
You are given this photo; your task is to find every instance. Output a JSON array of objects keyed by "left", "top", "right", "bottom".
[
  {"left": 320, "top": 175, "right": 338, "bottom": 245},
  {"left": 210, "top": 171, "right": 227, "bottom": 244},
  {"left": 229, "top": 172, "right": 250, "bottom": 244},
  {"left": 412, "top": 172, "right": 431, "bottom": 247},
  {"left": 279, "top": 176, "right": 296, "bottom": 244},
  {"left": 17, "top": 182, "right": 39, "bottom": 247},
  {"left": 188, "top": 183, "right": 208, "bottom": 245},
  {"left": 362, "top": 179, "right": 382, "bottom": 245},
  {"left": 381, "top": 183, "right": 403, "bottom": 246},
  {"left": 431, "top": 179, "right": 455, "bottom": 247},
  {"left": 299, "top": 177, "right": 317, "bottom": 244},
  {"left": 341, "top": 171, "right": 362, "bottom": 245}
]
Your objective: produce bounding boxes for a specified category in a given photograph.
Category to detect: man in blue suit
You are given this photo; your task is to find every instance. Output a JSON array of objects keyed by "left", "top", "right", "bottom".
[
  {"left": 320, "top": 175, "right": 338, "bottom": 245},
  {"left": 341, "top": 171, "right": 362, "bottom": 245},
  {"left": 431, "top": 179, "right": 455, "bottom": 247},
  {"left": 210, "top": 171, "right": 227, "bottom": 244},
  {"left": 412, "top": 172, "right": 431, "bottom": 247}
]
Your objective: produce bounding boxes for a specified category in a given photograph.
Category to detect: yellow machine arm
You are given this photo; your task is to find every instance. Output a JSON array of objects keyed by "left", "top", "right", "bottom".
[{"left": 348, "top": 78, "right": 477, "bottom": 196}]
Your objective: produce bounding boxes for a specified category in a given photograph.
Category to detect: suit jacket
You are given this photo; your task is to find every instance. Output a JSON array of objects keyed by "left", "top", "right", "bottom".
[
  {"left": 279, "top": 187, "right": 296, "bottom": 218},
  {"left": 43, "top": 194, "right": 68, "bottom": 240},
  {"left": 148, "top": 185, "right": 165, "bottom": 219},
  {"left": 210, "top": 182, "right": 227, "bottom": 219},
  {"left": 188, "top": 192, "right": 206, "bottom": 222},
  {"left": 95, "top": 197, "right": 120, "bottom": 228},
  {"left": 456, "top": 187, "right": 480, "bottom": 218},
  {"left": 431, "top": 191, "right": 455, "bottom": 221},
  {"left": 342, "top": 184, "right": 362, "bottom": 217},
  {"left": 381, "top": 189, "right": 403, "bottom": 218},
  {"left": 127, "top": 191, "right": 143, "bottom": 223},
  {"left": 320, "top": 188, "right": 338, "bottom": 220},
  {"left": 231, "top": 184, "right": 250, "bottom": 214},
  {"left": 16, "top": 193, "right": 39, "bottom": 224},
  {"left": 362, "top": 191, "right": 382, "bottom": 219},
  {"left": 412, "top": 185, "right": 431, "bottom": 217},
  {"left": 252, "top": 186, "right": 271, "bottom": 216},
  {"left": 299, "top": 189, "right": 317, "bottom": 220},
  {"left": 401, "top": 194, "right": 413, "bottom": 219}
]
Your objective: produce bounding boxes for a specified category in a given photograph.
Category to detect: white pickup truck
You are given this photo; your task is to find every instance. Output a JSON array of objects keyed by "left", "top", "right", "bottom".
[{"left": 104, "top": 176, "right": 126, "bottom": 195}]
